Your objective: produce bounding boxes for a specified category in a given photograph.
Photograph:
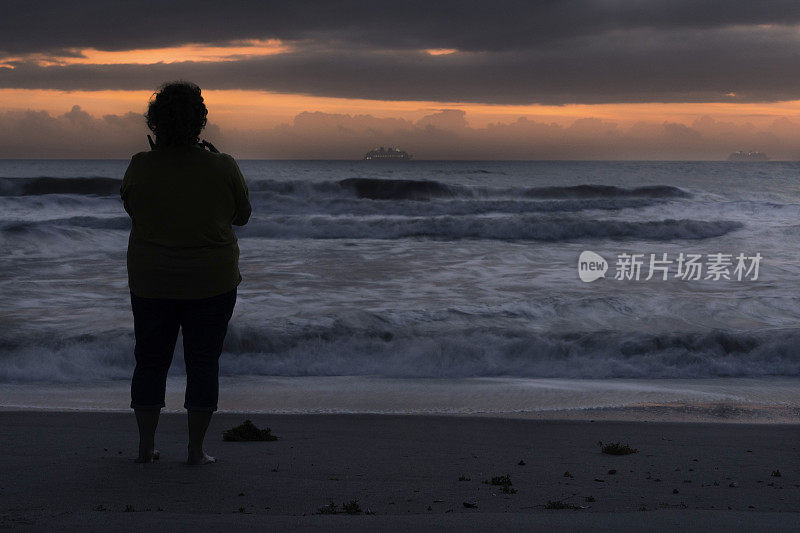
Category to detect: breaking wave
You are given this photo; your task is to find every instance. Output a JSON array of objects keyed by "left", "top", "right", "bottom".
[
  {"left": 0, "top": 176, "right": 121, "bottom": 196},
  {"left": 2, "top": 325, "right": 799, "bottom": 382}
]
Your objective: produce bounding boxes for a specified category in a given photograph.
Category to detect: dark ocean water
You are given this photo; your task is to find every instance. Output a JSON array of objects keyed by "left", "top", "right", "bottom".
[{"left": 2, "top": 160, "right": 800, "bottom": 385}]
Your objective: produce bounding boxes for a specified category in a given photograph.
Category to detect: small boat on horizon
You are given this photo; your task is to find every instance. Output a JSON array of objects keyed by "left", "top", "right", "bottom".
[{"left": 728, "top": 150, "right": 768, "bottom": 161}]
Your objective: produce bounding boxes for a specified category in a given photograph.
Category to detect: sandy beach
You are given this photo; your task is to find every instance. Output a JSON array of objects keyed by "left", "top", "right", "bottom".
[{"left": 1, "top": 411, "right": 798, "bottom": 531}]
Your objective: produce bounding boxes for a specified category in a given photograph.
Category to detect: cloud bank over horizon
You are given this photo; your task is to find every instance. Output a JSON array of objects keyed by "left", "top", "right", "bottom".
[{"left": 1, "top": 105, "right": 797, "bottom": 160}]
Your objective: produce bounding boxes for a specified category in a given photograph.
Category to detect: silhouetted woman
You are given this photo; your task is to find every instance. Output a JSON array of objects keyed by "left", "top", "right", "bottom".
[{"left": 121, "top": 81, "right": 251, "bottom": 464}]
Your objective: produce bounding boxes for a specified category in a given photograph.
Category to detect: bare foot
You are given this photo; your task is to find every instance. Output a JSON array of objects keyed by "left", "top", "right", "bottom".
[
  {"left": 135, "top": 449, "right": 160, "bottom": 463},
  {"left": 186, "top": 451, "right": 216, "bottom": 465}
]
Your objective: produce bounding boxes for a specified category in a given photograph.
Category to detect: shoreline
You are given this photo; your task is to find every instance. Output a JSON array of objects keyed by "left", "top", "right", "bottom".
[
  {"left": 1, "top": 404, "right": 799, "bottom": 425},
  {"left": 2, "top": 411, "right": 798, "bottom": 531},
  {"left": 2, "top": 375, "right": 799, "bottom": 424}
]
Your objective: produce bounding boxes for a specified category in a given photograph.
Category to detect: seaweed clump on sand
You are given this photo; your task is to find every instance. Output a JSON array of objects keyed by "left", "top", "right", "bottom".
[
  {"left": 223, "top": 420, "right": 278, "bottom": 442},
  {"left": 601, "top": 442, "right": 638, "bottom": 455}
]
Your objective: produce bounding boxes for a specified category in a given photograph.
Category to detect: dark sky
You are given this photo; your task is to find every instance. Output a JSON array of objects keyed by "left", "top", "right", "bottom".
[{"left": 3, "top": 1, "right": 800, "bottom": 104}]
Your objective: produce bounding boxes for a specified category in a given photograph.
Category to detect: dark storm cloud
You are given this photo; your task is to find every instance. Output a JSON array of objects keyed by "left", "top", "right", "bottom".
[
  {"left": 3, "top": 0, "right": 800, "bottom": 55},
  {"left": 2, "top": 26, "right": 800, "bottom": 104},
  {"left": 3, "top": 1, "right": 800, "bottom": 104}
]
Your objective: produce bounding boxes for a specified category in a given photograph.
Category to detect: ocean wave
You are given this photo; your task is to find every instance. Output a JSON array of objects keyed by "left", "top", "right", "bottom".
[
  {"left": 219, "top": 326, "right": 800, "bottom": 379},
  {"left": 250, "top": 178, "right": 691, "bottom": 202},
  {"left": 0, "top": 176, "right": 691, "bottom": 208},
  {"left": 0, "top": 176, "right": 121, "bottom": 196},
  {"left": 432, "top": 168, "right": 497, "bottom": 175},
  {"left": 339, "top": 177, "right": 455, "bottom": 200},
  {"left": 2, "top": 326, "right": 798, "bottom": 382},
  {"left": 249, "top": 179, "right": 344, "bottom": 196},
  {"left": 0, "top": 218, "right": 128, "bottom": 259},
  {"left": 256, "top": 196, "right": 665, "bottom": 217},
  {"left": 238, "top": 216, "right": 741, "bottom": 241},
  {"left": 249, "top": 177, "right": 458, "bottom": 200},
  {"left": 523, "top": 184, "right": 690, "bottom": 199},
  {"left": 4, "top": 214, "right": 740, "bottom": 242},
  {"left": 1, "top": 215, "right": 131, "bottom": 233}
]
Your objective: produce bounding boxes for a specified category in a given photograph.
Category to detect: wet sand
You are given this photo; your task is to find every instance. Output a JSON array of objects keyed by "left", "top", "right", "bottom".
[{"left": 1, "top": 411, "right": 798, "bottom": 531}]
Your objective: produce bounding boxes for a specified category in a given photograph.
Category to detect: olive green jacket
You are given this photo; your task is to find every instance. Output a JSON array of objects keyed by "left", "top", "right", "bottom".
[{"left": 120, "top": 145, "right": 252, "bottom": 299}]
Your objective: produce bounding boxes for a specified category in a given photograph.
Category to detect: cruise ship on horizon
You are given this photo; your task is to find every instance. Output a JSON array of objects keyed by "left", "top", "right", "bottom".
[{"left": 363, "top": 146, "right": 412, "bottom": 160}]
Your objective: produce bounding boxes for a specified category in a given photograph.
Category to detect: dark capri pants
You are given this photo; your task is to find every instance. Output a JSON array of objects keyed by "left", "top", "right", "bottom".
[{"left": 129, "top": 288, "right": 237, "bottom": 412}]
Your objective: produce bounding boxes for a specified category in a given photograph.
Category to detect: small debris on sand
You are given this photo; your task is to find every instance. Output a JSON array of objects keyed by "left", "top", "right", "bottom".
[
  {"left": 223, "top": 420, "right": 278, "bottom": 442},
  {"left": 545, "top": 500, "right": 582, "bottom": 510}
]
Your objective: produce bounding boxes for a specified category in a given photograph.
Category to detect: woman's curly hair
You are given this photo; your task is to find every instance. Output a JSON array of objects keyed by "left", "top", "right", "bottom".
[{"left": 145, "top": 81, "right": 207, "bottom": 147}]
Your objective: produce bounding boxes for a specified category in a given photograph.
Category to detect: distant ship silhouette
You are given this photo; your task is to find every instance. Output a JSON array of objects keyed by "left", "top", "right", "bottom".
[
  {"left": 728, "top": 150, "right": 768, "bottom": 161},
  {"left": 363, "top": 146, "right": 412, "bottom": 160}
]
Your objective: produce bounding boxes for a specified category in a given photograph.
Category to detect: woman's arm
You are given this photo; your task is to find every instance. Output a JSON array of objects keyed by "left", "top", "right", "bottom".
[
  {"left": 227, "top": 155, "right": 252, "bottom": 226},
  {"left": 120, "top": 154, "right": 139, "bottom": 217}
]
